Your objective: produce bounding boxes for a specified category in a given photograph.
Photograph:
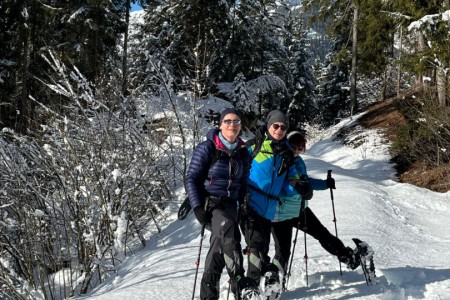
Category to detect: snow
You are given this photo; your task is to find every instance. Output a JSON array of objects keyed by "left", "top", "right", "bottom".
[
  {"left": 407, "top": 10, "right": 450, "bottom": 31},
  {"left": 73, "top": 113, "right": 450, "bottom": 300}
]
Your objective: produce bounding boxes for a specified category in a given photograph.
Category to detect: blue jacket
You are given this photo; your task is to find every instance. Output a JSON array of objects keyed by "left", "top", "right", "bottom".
[
  {"left": 274, "top": 155, "right": 328, "bottom": 222},
  {"left": 186, "top": 128, "right": 250, "bottom": 210},
  {"left": 248, "top": 134, "right": 297, "bottom": 220}
]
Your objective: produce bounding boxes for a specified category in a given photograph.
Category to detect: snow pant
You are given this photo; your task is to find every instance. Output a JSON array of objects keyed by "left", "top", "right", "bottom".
[
  {"left": 242, "top": 210, "right": 273, "bottom": 284},
  {"left": 271, "top": 207, "right": 349, "bottom": 276},
  {"left": 200, "top": 197, "right": 245, "bottom": 300}
]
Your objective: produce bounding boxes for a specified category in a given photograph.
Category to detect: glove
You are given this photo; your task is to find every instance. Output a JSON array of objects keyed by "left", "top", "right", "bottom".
[
  {"left": 193, "top": 206, "right": 210, "bottom": 225},
  {"left": 238, "top": 193, "right": 250, "bottom": 221},
  {"left": 294, "top": 180, "right": 313, "bottom": 201},
  {"left": 326, "top": 177, "right": 336, "bottom": 189}
]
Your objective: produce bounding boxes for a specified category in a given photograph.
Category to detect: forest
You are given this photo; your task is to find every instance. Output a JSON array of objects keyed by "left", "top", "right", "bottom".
[{"left": 0, "top": 0, "right": 449, "bottom": 299}]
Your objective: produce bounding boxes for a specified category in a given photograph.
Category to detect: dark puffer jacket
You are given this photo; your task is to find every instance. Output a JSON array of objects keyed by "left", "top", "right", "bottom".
[{"left": 186, "top": 128, "right": 251, "bottom": 210}]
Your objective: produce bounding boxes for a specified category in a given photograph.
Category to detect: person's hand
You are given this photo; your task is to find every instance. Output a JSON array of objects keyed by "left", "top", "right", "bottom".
[
  {"left": 238, "top": 193, "right": 251, "bottom": 221},
  {"left": 193, "top": 206, "right": 210, "bottom": 225},
  {"left": 326, "top": 177, "right": 336, "bottom": 189},
  {"left": 294, "top": 181, "right": 313, "bottom": 201}
]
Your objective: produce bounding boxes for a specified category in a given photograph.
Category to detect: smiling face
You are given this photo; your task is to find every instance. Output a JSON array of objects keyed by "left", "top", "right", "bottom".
[
  {"left": 219, "top": 113, "right": 241, "bottom": 143},
  {"left": 268, "top": 122, "right": 287, "bottom": 141}
]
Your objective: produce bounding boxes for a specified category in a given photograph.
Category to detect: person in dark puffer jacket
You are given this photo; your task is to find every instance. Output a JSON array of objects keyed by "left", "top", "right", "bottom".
[{"left": 185, "top": 108, "right": 258, "bottom": 300}]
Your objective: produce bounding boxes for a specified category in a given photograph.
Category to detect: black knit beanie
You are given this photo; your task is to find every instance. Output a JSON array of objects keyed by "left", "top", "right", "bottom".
[
  {"left": 287, "top": 131, "right": 306, "bottom": 147},
  {"left": 220, "top": 107, "right": 242, "bottom": 123},
  {"left": 266, "top": 110, "right": 289, "bottom": 130}
]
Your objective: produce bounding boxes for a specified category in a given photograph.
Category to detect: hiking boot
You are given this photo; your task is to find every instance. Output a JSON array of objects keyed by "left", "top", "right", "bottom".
[{"left": 339, "top": 246, "right": 360, "bottom": 270}]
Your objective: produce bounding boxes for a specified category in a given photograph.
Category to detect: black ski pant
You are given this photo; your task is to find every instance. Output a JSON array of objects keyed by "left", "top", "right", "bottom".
[
  {"left": 200, "top": 197, "right": 245, "bottom": 300},
  {"left": 242, "top": 210, "right": 273, "bottom": 284},
  {"left": 271, "top": 207, "right": 349, "bottom": 276}
]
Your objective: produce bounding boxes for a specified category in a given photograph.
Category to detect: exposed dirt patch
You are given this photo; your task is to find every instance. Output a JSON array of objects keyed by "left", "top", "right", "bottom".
[
  {"left": 357, "top": 96, "right": 450, "bottom": 193},
  {"left": 359, "top": 98, "right": 405, "bottom": 141}
]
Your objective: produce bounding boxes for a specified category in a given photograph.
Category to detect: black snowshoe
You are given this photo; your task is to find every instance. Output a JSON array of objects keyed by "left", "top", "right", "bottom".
[
  {"left": 352, "top": 238, "right": 376, "bottom": 285},
  {"left": 177, "top": 196, "right": 191, "bottom": 220},
  {"left": 233, "top": 276, "right": 261, "bottom": 300}
]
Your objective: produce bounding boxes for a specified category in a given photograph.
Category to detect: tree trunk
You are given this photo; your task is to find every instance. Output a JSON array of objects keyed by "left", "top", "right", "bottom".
[
  {"left": 436, "top": 67, "right": 447, "bottom": 107},
  {"left": 397, "top": 25, "right": 403, "bottom": 97},
  {"left": 17, "top": 4, "right": 32, "bottom": 133},
  {"left": 350, "top": 3, "right": 358, "bottom": 115},
  {"left": 415, "top": 31, "right": 427, "bottom": 90},
  {"left": 122, "top": 0, "right": 131, "bottom": 95}
]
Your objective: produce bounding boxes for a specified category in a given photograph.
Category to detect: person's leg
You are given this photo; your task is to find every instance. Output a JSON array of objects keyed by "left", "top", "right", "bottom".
[
  {"left": 204, "top": 201, "right": 253, "bottom": 299},
  {"left": 243, "top": 211, "right": 272, "bottom": 284},
  {"left": 271, "top": 219, "right": 294, "bottom": 275},
  {"left": 297, "top": 208, "right": 360, "bottom": 269},
  {"left": 200, "top": 229, "right": 223, "bottom": 300},
  {"left": 220, "top": 202, "right": 245, "bottom": 278},
  {"left": 299, "top": 207, "right": 349, "bottom": 259}
]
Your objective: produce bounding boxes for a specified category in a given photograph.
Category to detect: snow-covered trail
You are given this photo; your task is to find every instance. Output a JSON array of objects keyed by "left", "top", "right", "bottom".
[{"left": 77, "top": 118, "right": 450, "bottom": 300}]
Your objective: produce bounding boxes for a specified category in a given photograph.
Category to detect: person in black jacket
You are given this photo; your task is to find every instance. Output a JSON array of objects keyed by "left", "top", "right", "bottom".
[{"left": 185, "top": 108, "right": 258, "bottom": 300}]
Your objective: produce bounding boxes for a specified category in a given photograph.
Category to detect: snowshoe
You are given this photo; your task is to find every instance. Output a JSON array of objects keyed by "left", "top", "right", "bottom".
[
  {"left": 261, "top": 270, "right": 282, "bottom": 300},
  {"left": 177, "top": 196, "right": 191, "bottom": 220},
  {"left": 240, "top": 287, "right": 262, "bottom": 300},
  {"left": 352, "top": 238, "right": 376, "bottom": 285},
  {"left": 233, "top": 276, "right": 261, "bottom": 300}
]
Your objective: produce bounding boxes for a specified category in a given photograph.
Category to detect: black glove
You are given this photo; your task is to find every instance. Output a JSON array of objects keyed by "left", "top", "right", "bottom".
[
  {"left": 294, "top": 180, "right": 313, "bottom": 201},
  {"left": 193, "top": 206, "right": 210, "bottom": 225},
  {"left": 326, "top": 177, "right": 336, "bottom": 189},
  {"left": 238, "top": 193, "right": 251, "bottom": 221}
]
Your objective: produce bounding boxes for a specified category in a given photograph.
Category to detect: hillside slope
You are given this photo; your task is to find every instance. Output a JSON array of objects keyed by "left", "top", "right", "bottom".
[{"left": 358, "top": 96, "right": 450, "bottom": 193}]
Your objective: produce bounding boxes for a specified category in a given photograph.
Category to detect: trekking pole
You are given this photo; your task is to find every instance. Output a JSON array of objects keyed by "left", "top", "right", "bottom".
[
  {"left": 192, "top": 198, "right": 210, "bottom": 300},
  {"left": 303, "top": 213, "right": 308, "bottom": 287},
  {"left": 285, "top": 191, "right": 308, "bottom": 290},
  {"left": 328, "top": 170, "right": 342, "bottom": 275}
]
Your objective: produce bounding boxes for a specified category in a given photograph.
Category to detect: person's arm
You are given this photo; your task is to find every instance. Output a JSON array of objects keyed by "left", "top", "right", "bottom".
[
  {"left": 185, "top": 141, "right": 213, "bottom": 209},
  {"left": 238, "top": 145, "right": 251, "bottom": 201},
  {"left": 288, "top": 156, "right": 306, "bottom": 186},
  {"left": 288, "top": 155, "right": 329, "bottom": 191}
]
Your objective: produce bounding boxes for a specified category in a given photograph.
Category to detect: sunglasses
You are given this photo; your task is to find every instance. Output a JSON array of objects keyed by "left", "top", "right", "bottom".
[
  {"left": 292, "top": 145, "right": 305, "bottom": 153},
  {"left": 272, "top": 124, "right": 287, "bottom": 131},
  {"left": 223, "top": 119, "right": 241, "bottom": 125}
]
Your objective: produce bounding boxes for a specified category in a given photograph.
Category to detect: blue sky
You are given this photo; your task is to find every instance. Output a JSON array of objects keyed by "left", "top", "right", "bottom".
[{"left": 131, "top": 2, "right": 142, "bottom": 12}]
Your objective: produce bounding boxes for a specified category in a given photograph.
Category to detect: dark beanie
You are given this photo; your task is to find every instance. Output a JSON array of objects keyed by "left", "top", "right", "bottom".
[
  {"left": 220, "top": 107, "right": 242, "bottom": 123},
  {"left": 287, "top": 131, "right": 306, "bottom": 146},
  {"left": 266, "top": 110, "right": 289, "bottom": 130}
]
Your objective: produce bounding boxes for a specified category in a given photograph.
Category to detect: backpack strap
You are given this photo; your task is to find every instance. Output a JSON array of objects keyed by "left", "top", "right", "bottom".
[
  {"left": 248, "top": 184, "right": 282, "bottom": 204},
  {"left": 246, "top": 125, "right": 266, "bottom": 159}
]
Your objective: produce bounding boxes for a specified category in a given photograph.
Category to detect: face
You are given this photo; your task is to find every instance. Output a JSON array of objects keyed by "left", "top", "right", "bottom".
[
  {"left": 291, "top": 144, "right": 305, "bottom": 156},
  {"left": 268, "top": 122, "right": 287, "bottom": 141},
  {"left": 219, "top": 113, "right": 241, "bottom": 143}
]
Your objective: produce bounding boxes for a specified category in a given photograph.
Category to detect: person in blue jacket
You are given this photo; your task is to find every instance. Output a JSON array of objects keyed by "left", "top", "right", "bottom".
[
  {"left": 271, "top": 131, "right": 360, "bottom": 287},
  {"left": 185, "top": 108, "right": 258, "bottom": 300},
  {"left": 243, "top": 110, "right": 298, "bottom": 289}
]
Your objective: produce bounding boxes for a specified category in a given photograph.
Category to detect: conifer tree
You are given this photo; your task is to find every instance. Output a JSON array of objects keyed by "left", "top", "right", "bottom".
[
  {"left": 166, "top": 0, "right": 234, "bottom": 95},
  {"left": 285, "top": 8, "right": 317, "bottom": 127}
]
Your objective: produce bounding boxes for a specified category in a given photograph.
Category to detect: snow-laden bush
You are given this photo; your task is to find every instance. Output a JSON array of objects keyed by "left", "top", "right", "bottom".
[{"left": 0, "top": 52, "right": 183, "bottom": 299}]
